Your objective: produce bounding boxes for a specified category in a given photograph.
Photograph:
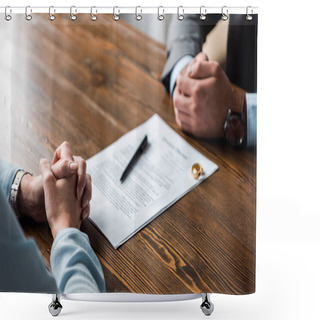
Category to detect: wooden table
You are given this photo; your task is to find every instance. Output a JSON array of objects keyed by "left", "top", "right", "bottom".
[{"left": 0, "top": 14, "right": 256, "bottom": 295}]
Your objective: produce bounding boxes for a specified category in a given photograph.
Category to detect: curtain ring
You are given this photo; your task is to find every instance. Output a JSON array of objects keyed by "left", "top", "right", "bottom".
[
  {"left": 246, "top": 6, "right": 253, "bottom": 21},
  {"left": 70, "top": 6, "right": 77, "bottom": 21},
  {"left": 135, "top": 6, "right": 142, "bottom": 21},
  {"left": 221, "top": 6, "right": 229, "bottom": 21},
  {"left": 49, "top": 6, "right": 56, "bottom": 21},
  {"left": 25, "top": 6, "right": 32, "bottom": 21},
  {"left": 90, "top": 6, "right": 97, "bottom": 21},
  {"left": 200, "top": 6, "right": 207, "bottom": 20},
  {"left": 177, "top": 6, "right": 184, "bottom": 21},
  {"left": 113, "top": 6, "right": 120, "bottom": 21},
  {"left": 5, "top": 6, "right": 12, "bottom": 21},
  {"left": 157, "top": 6, "right": 164, "bottom": 21}
]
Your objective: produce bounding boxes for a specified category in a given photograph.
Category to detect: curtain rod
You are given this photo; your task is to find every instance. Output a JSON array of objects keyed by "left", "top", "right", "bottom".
[{"left": 0, "top": 6, "right": 259, "bottom": 16}]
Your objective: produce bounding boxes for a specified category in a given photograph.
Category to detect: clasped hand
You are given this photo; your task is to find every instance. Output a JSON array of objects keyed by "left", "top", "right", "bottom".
[
  {"left": 173, "top": 52, "right": 233, "bottom": 139},
  {"left": 18, "top": 141, "right": 92, "bottom": 239}
]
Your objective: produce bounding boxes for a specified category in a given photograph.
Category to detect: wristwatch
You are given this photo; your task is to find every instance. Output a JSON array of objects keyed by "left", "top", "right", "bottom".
[
  {"left": 224, "top": 88, "right": 246, "bottom": 146},
  {"left": 10, "top": 169, "right": 32, "bottom": 218}
]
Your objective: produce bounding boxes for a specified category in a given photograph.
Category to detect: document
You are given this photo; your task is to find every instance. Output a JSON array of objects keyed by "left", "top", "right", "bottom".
[{"left": 87, "top": 114, "right": 218, "bottom": 249}]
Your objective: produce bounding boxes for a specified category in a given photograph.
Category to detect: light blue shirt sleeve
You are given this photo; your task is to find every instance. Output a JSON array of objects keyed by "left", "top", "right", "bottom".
[
  {"left": 169, "top": 55, "right": 193, "bottom": 96},
  {"left": 0, "top": 159, "right": 20, "bottom": 200},
  {"left": 246, "top": 93, "right": 257, "bottom": 147},
  {"left": 51, "top": 228, "right": 106, "bottom": 294}
]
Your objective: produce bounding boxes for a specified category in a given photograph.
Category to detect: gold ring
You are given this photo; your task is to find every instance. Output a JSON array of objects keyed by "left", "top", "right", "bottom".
[{"left": 191, "top": 163, "right": 203, "bottom": 179}]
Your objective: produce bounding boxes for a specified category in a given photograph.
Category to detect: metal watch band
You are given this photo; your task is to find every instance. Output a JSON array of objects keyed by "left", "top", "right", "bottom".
[{"left": 10, "top": 169, "right": 32, "bottom": 217}]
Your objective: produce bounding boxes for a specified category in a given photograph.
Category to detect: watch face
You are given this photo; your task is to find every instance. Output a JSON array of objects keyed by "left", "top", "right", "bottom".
[{"left": 225, "top": 114, "right": 245, "bottom": 146}]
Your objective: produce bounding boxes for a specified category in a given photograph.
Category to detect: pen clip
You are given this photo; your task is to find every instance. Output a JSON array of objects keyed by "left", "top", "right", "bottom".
[{"left": 139, "top": 135, "right": 148, "bottom": 153}]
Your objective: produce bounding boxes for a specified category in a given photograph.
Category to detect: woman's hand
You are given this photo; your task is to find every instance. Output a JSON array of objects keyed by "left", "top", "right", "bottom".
[
  {"left": 17, "top": 141, "right": 91, "bottom": 222},
  {"left": 40, "top": 158, "right": 83, "bottom": 239},
  {"left": 51, "top": 142, "right": 92, "bottom": 220}
]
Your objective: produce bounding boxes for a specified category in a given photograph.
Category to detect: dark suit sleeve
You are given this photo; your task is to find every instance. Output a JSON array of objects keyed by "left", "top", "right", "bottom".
[{"left": 161, "top": 14, "right": 221, "bottom": 92}]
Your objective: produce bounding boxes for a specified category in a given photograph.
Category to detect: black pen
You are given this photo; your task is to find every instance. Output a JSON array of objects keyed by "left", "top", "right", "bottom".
[{"left": 120, "top": 135, "right": 148, "bottom": 183}]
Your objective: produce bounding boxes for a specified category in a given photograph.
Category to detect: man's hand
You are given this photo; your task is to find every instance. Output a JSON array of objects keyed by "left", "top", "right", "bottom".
[
  {"left": 17, "top": 141, "right": 91, "bottom": 222},
  {"left": 172, "top": 52, "right": 233, "bottom": 139},
  {"left": 40, "top": 158, "right": 82, "bottom": 239},
  {"left": 18, "top": 173, "right": 47, "bottom": 222}
]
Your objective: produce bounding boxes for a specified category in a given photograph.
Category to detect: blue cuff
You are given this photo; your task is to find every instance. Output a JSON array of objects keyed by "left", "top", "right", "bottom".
[
  {"left": 0, "top": 159, "right": 20, "bottom": 201},
  {"left": 51, "top": 228, "right": 106, "bottom": 294},
  {"left": 169, "top": 55, "right": 194, "bottom": 97},
  {"left": 52, "top": 228, "right": 86, "bottom": 250},
  {"left": 246, "top": 93, "right": 257, "bottom": 147}
]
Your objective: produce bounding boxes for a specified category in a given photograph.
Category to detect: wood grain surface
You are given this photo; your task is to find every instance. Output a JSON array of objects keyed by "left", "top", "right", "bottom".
[{"left": 0, "top": 14, "right": 256, "bottom": 294}]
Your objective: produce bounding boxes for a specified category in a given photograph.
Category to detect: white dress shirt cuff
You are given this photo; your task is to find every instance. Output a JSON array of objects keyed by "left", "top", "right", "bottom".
[
  {"left": 169, "top": 55, "right": 194, "bottom": 96},
  {"left": 246, "top": 93, "right": 257, "bottom": 147}
]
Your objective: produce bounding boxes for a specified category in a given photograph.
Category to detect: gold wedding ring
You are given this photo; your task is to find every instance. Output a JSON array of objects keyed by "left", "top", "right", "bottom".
[{"left": 192, "top": 163, "right": 203, "bottom": 179}]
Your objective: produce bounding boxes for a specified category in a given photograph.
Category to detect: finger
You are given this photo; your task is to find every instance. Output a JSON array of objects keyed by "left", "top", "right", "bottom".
[
  {"left": 39, "top": 158, "right": 55, "bottom": 188},
  {"left": 173, "top": 89, "right": 193, "bottom": 115},
  {"left": 173, "top": 105, "right": 182, "bottom": 127},
  {"left": 188, "top": 60, "right": 221, "bottom": 79},
  {"left": 175, "top": 108, "right": 192, "bottom": 125},
  {"left": 51, "top": 159, "right": 79, "bottom": 179},
  {"left": 186, "top": 52, "right": 208, "bottom": 75},
  {"left": 180, "top": 120, "right": 193, "bottom": 134},
  {"left": 174, "top": 107, "right": 193, "bottom": 132},
  {"left": 52, "top": 141, "right": 74, "bottom": 165},
  {"left": 194, "top": 52, "right": 209, "bottom": 62},
  {"left": 176, "top": 73, "right": 196, "bottom": 97},
  {"left": 81, "top": 203, "right": 90, "bottom": 221},
  {"left": 81, "top": 174, "right": 92, "bottom": 209},
  {"left": 73, "top": 156, "right": 87, "bottom": 200}
]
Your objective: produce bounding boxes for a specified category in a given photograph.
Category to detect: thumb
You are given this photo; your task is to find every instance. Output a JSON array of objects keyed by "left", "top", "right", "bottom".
[
  {"left": 185, "top": 52, "right": 209, "bottom": 77},
  {"left": 40, "top": 158, "right": 55, "bottom": 188},
  {"left": 51, "top": 159, "right": 78, "bottom": 179},
  {"left": 188, "top": 60, "right": 221, "bottom": 79},
  {"left": 194, "top": 52, "right": 209, "bottom": 62}
]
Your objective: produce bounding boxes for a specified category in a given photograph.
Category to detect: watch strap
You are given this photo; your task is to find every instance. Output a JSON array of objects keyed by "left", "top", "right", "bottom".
[
  {"left": 230, "top": 88, "right": 245, "bottom": 114},
  {"left": 10, "top": 170, "right": 32, "bottom": 218},
  {"left": 231, "top": 87, "right": 245, "bottom": 114}
]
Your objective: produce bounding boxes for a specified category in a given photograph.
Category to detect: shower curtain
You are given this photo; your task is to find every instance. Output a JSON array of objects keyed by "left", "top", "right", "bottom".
[{"left": 0, "top": 6, "right": 257, "bottom": 306}]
